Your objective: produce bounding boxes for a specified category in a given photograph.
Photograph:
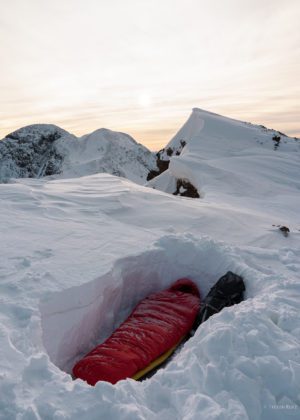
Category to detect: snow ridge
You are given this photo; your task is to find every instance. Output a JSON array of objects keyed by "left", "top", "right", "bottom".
[{"left": 148, "top": 108, "right": 300, "bottom": 199}]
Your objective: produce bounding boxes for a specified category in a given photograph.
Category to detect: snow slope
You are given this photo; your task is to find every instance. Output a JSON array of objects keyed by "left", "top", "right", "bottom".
[
  {"left": 1, "top": 109, "right": 300, "bottom": 419},
  {"left": 0, "top": 125, "right": 156, "bottom": 185},
  {"left": 148, "top": 108, "right": 300, "bottom": 199}
]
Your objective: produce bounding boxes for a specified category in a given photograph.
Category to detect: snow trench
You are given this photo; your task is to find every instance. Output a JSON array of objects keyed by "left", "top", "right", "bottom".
[{"left": 40, "top": 235, "right": 247, "bottom": 376}]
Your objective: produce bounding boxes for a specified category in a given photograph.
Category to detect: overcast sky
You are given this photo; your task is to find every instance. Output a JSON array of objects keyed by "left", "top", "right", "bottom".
[{"left": 0, "top": 0, "right": 299, "bottom": 149}]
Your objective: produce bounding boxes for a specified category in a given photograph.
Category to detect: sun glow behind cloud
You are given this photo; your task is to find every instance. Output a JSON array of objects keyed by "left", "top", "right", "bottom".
[
  {"left": 137, "top": 92, "right": 152, "bottom": 108},
  {"left": 0, "top": 0, "right": 299, "bottom": 149}
]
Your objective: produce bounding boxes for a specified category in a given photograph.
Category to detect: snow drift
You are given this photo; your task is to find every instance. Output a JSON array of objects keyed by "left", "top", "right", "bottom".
[{"left": 148, "top": 108, "right": 300, "bottom": 199}]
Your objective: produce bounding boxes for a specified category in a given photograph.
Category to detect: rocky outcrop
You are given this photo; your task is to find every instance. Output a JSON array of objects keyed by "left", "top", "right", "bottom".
[
  {"left": 147, "top": 140, "right": 186, "bottom": 181},
  {"left": 173, "top": 178, "right": 200, "bottom": 198},
  {"left": 0, "top": 125, "right": 69, "bottom": 182}
]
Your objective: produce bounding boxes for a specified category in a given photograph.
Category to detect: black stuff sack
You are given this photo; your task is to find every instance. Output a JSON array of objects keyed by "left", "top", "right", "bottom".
[{"left": 193, "top": 271, "right": 245, "bottom": 329}]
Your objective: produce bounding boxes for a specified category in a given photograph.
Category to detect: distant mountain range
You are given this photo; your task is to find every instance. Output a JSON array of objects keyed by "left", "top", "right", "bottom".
[
  {"left": 0, "top": 124, "right": 157, "bottom": 184},
  {"left": 1, "top": 109, "right": 299, "bottom": 200}
]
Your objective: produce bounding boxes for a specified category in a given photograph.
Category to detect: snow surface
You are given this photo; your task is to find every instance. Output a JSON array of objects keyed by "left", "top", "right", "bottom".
[
  {"left": 1, "top": 109, "right": 300, "bottom": 419},
  {"left": 148, "top": 108, "right": 300, "bottom": 198},
  {"left": 0, "top": 125, "right": 156, "bottom": 185}
]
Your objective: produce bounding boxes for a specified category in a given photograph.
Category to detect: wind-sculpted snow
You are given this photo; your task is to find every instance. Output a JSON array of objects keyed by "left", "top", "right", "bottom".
[
  {"left": 148, "top": 108, "right": 300, "bottom": 199},
  {"left": 0, "top": 125, "right": 157, "bottom": 184},
  {"left": 1, "top": 172, "right": 300, "bottom": 419}
]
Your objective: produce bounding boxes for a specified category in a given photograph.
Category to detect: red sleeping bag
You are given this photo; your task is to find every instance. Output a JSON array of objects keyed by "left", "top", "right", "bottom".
[{"left": 73, "top": 278, "right": 200, "bottom": 385}]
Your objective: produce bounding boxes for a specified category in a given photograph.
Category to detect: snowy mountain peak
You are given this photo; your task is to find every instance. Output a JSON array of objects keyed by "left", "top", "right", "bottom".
[
  {"left": 61, "top": 128, "right": 157, "bottom": 184},
  {"left": 166, "top": 107, "right": 297, "bottom": 156},
  {"left": 192, "top": 107, "right": 218, "bottom": 115},
  {"left": 5, "top": 123, "right": 72, "bottom": 142},
  {"left": 148, "top": 108, "right": 300, "bottom": 198},
  {"left": 81, "top": 127, "right": 144, "bottom": 148},
  {"left": 0, "top": 124, "right": 157, "bottom": 184},
  {"left": 0, "top": 124, "right": 74, "bottom": 181}
]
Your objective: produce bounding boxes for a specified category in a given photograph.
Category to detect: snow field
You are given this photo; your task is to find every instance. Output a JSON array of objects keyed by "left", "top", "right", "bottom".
[
  {"left": 0, "top": 175, "right": 299, "bottom": 419},
  {"left": 17, "top": 233, "right": 300, "bottom": 419}
]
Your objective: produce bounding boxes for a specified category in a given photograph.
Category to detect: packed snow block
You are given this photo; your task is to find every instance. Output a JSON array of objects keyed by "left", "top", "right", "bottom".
[
  {"left": 73, "top": 278, "right": 200, "bottom": 385},
  {"left": 194, "top": 271, "right": 245, "bottom": 328}
]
